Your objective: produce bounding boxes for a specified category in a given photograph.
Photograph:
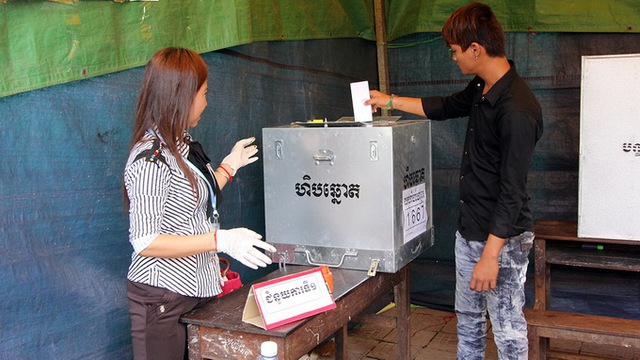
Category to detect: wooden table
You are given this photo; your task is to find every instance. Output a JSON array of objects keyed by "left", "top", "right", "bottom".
[
  {"left": 181, "top": 265, "right": 410, "bottom": 360},
  {"left": 533, "top": 218, "right": 640, "bottom": 311}
]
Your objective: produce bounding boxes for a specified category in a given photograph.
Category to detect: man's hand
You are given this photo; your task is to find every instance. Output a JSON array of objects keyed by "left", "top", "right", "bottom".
[
  {"left": 469, "top": 234, "right": 505, "bottom": 292},
  {"left": 470, "top": 255, "right": 499, "bottom": 292}
]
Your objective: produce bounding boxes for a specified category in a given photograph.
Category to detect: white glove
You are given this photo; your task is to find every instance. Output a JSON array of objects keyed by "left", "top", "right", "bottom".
[
  {"left": 216, "top": 228, "right": 276, "bottom": 269},
  {"left": 221, "top": 137, "right": 259, "bottom": 176}
]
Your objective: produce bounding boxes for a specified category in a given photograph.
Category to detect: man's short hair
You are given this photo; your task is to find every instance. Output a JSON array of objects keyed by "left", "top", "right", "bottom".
[{"left": 441, "top": 2, "right": 506, "bottom": 57}]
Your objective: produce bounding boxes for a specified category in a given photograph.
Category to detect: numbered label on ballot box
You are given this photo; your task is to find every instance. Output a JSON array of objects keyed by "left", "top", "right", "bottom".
[{"left": 403, "top": 183, "right": 428, "bottom": 243}]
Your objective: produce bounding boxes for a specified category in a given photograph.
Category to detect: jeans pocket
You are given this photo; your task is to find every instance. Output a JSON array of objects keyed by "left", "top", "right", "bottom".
[
  {"left": 509, "top": 232, "right": 534, "bottom": 266},
  {"left": 520, "top": 234, "right": 533, "bottom": 252}
]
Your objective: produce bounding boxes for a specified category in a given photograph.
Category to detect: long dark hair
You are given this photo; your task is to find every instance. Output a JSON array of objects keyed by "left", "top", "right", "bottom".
[
  {"left": 125, "top": 47, "right": 208, "bottom": 205},
  {"left": 441, "top": 2, "right": 505, "bottom": 57}
]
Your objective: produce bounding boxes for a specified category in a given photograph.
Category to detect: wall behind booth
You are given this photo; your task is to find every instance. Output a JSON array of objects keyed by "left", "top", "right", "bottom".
[{"left": 0, "top": 39, "right": 377, "bottom": 359}]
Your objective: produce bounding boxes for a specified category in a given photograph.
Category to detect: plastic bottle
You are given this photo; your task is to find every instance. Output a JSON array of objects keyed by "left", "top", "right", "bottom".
[{"left": 257, "top": 341, "right": 280, "bottom": 360}]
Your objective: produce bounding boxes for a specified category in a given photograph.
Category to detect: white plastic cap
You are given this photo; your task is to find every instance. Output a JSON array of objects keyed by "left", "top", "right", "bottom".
[{"left": 261, "top": 341, "right": 278, "bottom": 357}]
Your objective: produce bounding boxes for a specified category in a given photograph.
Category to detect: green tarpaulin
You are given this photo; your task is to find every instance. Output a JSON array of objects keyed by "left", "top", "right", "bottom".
[
  {"left": 387, "top": 0, "right": 640, "bottom": 39},
  {"left": 0, "top": 0, "right": 374, "bottom": 98},
  {"left": 2, "top": 0, "right": 640, "bottom": 97}
]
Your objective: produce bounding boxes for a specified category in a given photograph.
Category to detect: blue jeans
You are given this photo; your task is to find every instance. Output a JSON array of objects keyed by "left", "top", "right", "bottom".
[{"left": 454, "top": 231, "right": 533, "bottom": 360}]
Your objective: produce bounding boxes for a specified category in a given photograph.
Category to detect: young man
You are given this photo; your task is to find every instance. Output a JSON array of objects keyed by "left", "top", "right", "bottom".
[{"left": 367, "top": 3, "right": 543, "bottom": 359}]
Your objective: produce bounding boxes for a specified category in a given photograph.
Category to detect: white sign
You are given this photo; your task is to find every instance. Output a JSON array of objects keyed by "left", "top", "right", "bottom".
[
  {"left": 242, "top": 267, "right": 335, "bottom": 330},
  {"left": 402, "top": 183, "right": 428, "bottom": 243}
]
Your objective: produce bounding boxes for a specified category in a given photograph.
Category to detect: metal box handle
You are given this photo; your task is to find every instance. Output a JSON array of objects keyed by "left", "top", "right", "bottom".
[
  {"left": 313, "top": 149, "right": 334, "bottom": 165},
  {"left": 295, "top": 247, "right": 357, "bottom": 267}
]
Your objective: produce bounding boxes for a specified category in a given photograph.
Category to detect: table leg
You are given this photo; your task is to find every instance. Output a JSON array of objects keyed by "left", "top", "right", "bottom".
[
  {"left": 395, "top": 266, "right": 410, "bottom": 360},
  {"left": 187, "top": 324, "right": 202, "bottom": 360},
  {"left": 533, "top": 237, "right": 550, "bottom": 354},
  {"left": 334, "top": 324, "right": 347, "bottom": 360},
  {"left": 533, "top": 238, "right": 547, "bottom": 310},
  {"left": 527, "top": 325, "right": 541, "bottom": 360}
]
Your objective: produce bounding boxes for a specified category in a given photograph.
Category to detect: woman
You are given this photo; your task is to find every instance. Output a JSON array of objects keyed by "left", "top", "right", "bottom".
[{"left": 123, "top": 47, "right": 276, "bottom": 360}]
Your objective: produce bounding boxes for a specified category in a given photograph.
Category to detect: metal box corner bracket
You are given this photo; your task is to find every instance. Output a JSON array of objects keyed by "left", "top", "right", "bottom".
[{"left": 262, "top": 120, "right": 434, "bottom": 273}]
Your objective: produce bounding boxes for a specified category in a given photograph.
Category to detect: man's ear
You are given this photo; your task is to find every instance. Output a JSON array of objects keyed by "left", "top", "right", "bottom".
[{"left": 469, "top": 42, "right": 481, "bottom": 55}]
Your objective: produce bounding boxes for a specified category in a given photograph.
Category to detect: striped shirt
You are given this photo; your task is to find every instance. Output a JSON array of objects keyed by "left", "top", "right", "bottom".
[{"left": 123, "top": 132, "right": 222, "bottom": 297}]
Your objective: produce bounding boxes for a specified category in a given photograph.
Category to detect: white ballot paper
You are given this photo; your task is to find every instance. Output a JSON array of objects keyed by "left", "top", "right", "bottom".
[{"left": 350, "top": 81, "right": 373, "bottom": 122}]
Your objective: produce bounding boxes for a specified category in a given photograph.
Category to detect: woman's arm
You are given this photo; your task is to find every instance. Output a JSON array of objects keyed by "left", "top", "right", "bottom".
[
  {"left": 139, "top": 232, "right": 215, "bottom": 258},
  {"left": 213, "top": 163, "right": 233, "bottom": 188}
]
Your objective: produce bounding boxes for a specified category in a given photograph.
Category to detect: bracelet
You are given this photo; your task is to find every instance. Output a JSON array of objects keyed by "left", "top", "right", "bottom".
[
  {"left": 385, "top": 94, "right": 396, "bottom": 111},
  {"left": 213, "top": 230, "right": 218, "bottom": 251},
  {"left": 214, "top": 169, "right": 225, "bottom": 181},
  {"left": 217, "top": 165, "right": 233, "bottom": 183}
]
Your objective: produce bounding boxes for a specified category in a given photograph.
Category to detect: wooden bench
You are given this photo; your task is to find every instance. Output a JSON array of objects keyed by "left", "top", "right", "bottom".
[
  {"left": 530, "top": 219, "right": 640, "bottom": 358},
  {"left": 525, "top": 308, "right": 640, "bottom": 359}
]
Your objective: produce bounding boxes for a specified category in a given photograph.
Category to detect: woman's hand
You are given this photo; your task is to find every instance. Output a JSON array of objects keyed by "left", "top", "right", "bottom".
[
  {"left": 216, "top": 228, "right": 276, "bottom": 269},
  {"left": 221, "top": 137, "right": 259, "bottom": 176}
]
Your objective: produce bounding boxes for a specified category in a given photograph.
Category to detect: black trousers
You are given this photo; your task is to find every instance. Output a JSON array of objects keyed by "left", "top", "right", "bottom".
[{"left": 127, "top": 281, "right": 214, "bottom": 360}]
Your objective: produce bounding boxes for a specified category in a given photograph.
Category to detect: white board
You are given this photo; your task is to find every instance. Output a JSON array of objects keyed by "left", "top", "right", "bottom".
[{"left": 578, "top": 54, "right": 640, "bottom": 240}]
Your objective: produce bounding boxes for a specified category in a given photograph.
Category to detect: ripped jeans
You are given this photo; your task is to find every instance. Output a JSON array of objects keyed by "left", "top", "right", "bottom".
[{"left": 454, "top": 231, "right": 533, "bottom": 360}]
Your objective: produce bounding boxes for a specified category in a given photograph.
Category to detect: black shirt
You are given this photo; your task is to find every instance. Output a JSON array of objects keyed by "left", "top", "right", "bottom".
[{"left": 422, "top": 61, "right": 543, "bottom": 241}]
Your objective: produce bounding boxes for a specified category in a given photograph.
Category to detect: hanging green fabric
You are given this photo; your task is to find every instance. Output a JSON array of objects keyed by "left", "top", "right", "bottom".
[
  {"left": 0, "top": 0, "right": 374, "bottom": 98},
  {"left": 386, "top": 0, "right": 640, "bottom": 40},
  {"left": 2, "top": 0, "right": 640, "bottom": 98}
]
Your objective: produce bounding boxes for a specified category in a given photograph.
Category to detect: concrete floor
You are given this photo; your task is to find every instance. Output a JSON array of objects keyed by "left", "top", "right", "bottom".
[{"left": 299, "top": 305, "right": 640, "bottom": 360}]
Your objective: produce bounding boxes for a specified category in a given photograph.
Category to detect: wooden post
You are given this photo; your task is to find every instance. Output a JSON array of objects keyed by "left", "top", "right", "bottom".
[
  {"left": 395, "top": 265, "right": 411, "bottom": 359},
  {"left": 335, "top": 324, "right": 348, "bottom": 360},
  {"left": 373, "top": 0, "right": 391, "bottom": 116}
]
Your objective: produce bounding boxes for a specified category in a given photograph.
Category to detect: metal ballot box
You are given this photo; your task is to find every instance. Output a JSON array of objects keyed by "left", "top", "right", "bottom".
[{"left": 262, "top": 120, "right": 434, "bottom": 273}]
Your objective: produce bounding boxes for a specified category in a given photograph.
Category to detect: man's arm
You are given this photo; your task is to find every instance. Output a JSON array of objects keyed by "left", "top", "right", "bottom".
[{"left": 366, "top": 90, "right": 426, "bottom": 117}]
